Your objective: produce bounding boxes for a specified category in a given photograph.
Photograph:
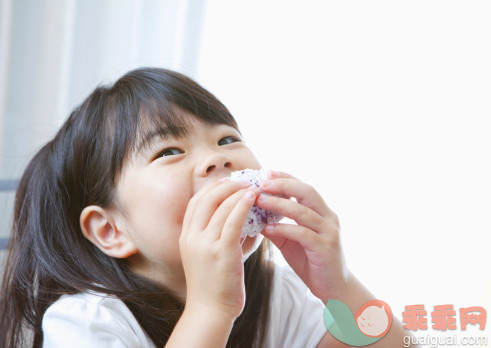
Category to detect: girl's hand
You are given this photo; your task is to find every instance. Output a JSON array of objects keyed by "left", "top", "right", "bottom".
[
  {"left": 179, "top": 178, "right": 260, "bottom": 320},
  {"left": 255, "top": 170, "right": 351, "bottom": 302}
]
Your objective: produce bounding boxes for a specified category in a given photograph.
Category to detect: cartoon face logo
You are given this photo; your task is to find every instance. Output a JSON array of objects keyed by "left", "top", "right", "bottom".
[
  {"left": 324, "top": 298, "right": 393, "bottom": 346},
  {"left": 355, "top": 300, "right": 393, "bottom": 338}
]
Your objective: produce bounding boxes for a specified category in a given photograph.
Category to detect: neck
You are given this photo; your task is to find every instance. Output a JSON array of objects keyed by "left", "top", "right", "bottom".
[{"left": 128, "top": 254, "right": 187, "bottom": 303}]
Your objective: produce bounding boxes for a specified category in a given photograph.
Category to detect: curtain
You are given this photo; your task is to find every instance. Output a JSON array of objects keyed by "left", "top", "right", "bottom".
[{"left": 0, "top": 0, "right": 207, "bottom": 247}]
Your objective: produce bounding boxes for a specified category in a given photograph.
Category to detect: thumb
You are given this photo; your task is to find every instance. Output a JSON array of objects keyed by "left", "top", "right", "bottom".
[{"left": 260, "top": 225, "right": 288, "bottom": 250}]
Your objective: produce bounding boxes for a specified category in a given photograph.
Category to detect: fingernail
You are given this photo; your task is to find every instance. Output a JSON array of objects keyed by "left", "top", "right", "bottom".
[
  {"left": 261, "top": 180, "right": 271, "bottom": 188},
  {"left": 241, "top": 180, "right": 251, "bottom": 187},
  {"left": 245, "top": 190, "right": 255, "bottom": 199},
  {"left": 258, "top": 193, "right": 268, "bottom": 201},
  {"left": 219, "top": 177, "right": 230, "bottom": 182},
  {"left": 268, "top": 170, "right": 279, "bottom": 179},
  {"left": 265, "top": 224, "right": 275, "bottom": 232}
]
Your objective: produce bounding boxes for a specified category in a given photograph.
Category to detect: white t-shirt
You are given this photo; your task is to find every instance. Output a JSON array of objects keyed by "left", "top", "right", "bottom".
[{"left": 42, "top": 263, "right": 328, "bottom": 347}]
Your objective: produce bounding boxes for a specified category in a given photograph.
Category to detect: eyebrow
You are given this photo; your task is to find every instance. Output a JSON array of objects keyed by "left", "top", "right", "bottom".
[{"left": 136, "top": 126, "right": 187, "bottom": 153}]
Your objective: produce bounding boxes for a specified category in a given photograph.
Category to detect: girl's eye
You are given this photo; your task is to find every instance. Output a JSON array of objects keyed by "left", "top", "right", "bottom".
[
  {"left": 157, "top": 136, "right": 240, "bottom": 159},
  {"left": 218, "top": 136, "right": 241, "bottom": 145},
  {"left": 158, "top": 147, "right": 183, "bottom": 157}
]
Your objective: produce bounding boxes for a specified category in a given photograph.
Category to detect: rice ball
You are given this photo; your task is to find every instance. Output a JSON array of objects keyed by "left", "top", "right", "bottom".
[{"left": 229, "top": 169, "right": 284, "bottom": 239}]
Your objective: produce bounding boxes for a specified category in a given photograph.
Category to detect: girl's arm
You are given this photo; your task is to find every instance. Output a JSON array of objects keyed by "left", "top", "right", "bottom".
[
  {"left": 255, "top": 170, "right": 418, "bottom": 347},
  {"left": 170, "top": 179, "right": 260, "bottom": 347},
  {"left": 315, "top": 272, "right": 417, "bottom": 348},
  {"left": 165, "top": 302, "right": 235, "bottom": 348}
]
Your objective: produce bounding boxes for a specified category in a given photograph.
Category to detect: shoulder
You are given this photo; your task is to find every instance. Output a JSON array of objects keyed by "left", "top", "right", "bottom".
[
  {"left": 45, "top": 291, "right": 128, "bottom": 315},
  {"left": 268, "top": 262, "right": 328, "bottom": 348},
  {"left": 42, "top": 291, "right": 155, "bottom": 348}
]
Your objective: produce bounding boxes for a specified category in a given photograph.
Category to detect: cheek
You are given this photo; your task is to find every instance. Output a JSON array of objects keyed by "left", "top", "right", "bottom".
[
  {"left": 130, "top": 182, "right": 191, "bottom": 240},
  {"left": 153, "top": 181, "right": 189, "bottom": 214}
]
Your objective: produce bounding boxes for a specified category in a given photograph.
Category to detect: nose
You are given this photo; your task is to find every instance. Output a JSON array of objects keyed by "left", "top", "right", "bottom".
[{"left": 197, "top": 152, "right": 233, "bottom": 178}]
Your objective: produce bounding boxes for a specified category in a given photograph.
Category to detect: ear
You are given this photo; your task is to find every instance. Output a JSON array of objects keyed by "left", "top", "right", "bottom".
[{"left": 80, "top": 205, "right": 137, "bottom": 258}]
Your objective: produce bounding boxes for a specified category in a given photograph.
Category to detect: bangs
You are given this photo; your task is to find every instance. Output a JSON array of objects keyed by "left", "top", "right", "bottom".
[
  {"left": 105, "top": 67, "right": 241, "bottom": 181},
  {"left": 133, "top": 100, "right": 198, "bottom": 155}
]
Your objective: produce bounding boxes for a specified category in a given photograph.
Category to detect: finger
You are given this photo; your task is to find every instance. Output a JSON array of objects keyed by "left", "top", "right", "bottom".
[
  {"left": 261, "top": 223, "right": 321, "bottom": 275},
  {"left": 188, "top": 180, "right": 251, "bottom": 234},
  {"left": 220, "top": 187, "right": 260, "bottom": 247},
  {"left": 261, "top": 223, "right": 319, "bottom": 252},
  {"left": 267, "top": 169, "right": 300, "bottom": 181},
  {"left": 205, "top": 187, "right": 254, "bottom": 241},
  {"left": 255, "top": 194, "right": 325, "bottom": 232},
  {"left": 260, "top": 177, "right": 331, "bottom": 218},
  {"left": 265, "top": 170, "right": 299, "bottom": 200},
  {"left": 182, "top": 179, "right": 223, "bottom": 237}
]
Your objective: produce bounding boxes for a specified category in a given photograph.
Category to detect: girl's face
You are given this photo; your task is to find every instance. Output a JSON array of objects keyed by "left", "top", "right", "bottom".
[{"left": 114, "top": 112, "right": 264, "bottom": 291}]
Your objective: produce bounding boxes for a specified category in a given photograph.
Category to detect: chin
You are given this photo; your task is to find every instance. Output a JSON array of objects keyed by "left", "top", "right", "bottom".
[{"left": 241, "top": 233, "right": 264, "bottom": 263}]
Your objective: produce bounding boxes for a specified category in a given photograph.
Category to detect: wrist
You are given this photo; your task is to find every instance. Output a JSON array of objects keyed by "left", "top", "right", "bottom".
[
  {"left": 320, "top": 269, "right": 355, "bottom": 306},
  {"left": 167, "top": 300, "right": 235, "bottom": 347},
  {"left": 324, "top": 272, "right": 377, "bottom": 311},
  {"left": 185, "top": 299, "right": 237, "bottom": 325}
]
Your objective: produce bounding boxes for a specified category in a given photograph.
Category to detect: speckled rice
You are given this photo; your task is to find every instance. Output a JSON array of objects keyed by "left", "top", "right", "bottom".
[{"left": 229, "top": 169, "right": 284, "bottom": 238}]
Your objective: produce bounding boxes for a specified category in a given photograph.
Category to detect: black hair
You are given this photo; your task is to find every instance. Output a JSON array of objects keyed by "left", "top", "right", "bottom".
[{"left": 0, "top": 67, "right": 275, "bottom": 347}]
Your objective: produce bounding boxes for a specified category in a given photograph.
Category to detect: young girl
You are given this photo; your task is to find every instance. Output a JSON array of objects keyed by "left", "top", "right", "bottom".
[{"left": 0, "top": 67, "right": 409, "bottom": 347}]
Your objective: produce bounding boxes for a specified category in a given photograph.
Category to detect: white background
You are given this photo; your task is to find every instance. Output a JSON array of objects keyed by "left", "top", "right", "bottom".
[{"left": 197, "top": 0, "right": 491, "bottom": 339}]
